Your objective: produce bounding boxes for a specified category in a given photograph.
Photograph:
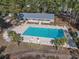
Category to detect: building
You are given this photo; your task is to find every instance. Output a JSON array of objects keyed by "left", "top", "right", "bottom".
[{"left": 18, "top": 13, "right": 54, "bottom": 24}]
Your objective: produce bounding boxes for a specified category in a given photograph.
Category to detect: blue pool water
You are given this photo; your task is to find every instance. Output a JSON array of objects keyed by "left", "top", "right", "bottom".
[{"left": 22, "top": 27, "right": 64, "bottom": 39}]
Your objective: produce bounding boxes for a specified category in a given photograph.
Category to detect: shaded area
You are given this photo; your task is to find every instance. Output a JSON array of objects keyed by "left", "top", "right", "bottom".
[
  {"left": 0, "top": 18, "right": 12, "bottom": 29},
  {"left": 69, "top": 49, "right": 79, "bottom": 59},
  {"left": 0, "top": 46, "right": 10, "bottom": 59}
]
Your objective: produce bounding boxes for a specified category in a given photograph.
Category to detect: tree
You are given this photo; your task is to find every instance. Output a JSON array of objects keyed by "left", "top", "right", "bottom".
[
  {"left": 8, "top": 31, "right": 23, "bottom": 46},
  {"left": 50, "top": 37, "right": 67, "bottom": 50},
  {"left": 0, "top": 46, "right": 10, "bottom": 59},
  {"left": 50, "top": 39, "right": 59, "bottom": 50},
  {"left": 0, "top": 17, "right": 12, "bottom": 30},
  {"left": 75, "top": 37, "right": 79, "bottom": 48}
]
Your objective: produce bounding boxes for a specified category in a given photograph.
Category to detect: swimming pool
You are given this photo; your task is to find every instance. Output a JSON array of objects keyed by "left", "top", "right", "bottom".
[{"left": 22, "top": 27, "right": 64, "bottom": 39}]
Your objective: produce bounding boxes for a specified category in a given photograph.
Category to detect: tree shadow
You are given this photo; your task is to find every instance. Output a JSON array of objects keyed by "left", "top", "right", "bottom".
[
  {"left": 0, "top": 46, "right": 8, "bottom": 59},
  {"left": 21, "top": 55, "right": 35, "bottom": 59},
  {"left": 70, "top": 49, "right": 78, "bottom": 59},
  {"left": 0, "top": 46, "right": 6, "bottom": 54},
  {"left": 0, "top": 18, "right": 12, "bottom": 29}
]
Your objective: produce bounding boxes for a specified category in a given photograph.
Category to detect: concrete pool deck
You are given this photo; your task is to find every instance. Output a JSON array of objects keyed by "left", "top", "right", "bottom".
[{"left": 11, "top": 21, "right": 77, "bottom": 48}]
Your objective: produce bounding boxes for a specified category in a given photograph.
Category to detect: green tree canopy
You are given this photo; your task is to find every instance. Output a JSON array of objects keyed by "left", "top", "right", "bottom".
[{"left": 8, "top": 31, "right": 23, "bottom": 42}]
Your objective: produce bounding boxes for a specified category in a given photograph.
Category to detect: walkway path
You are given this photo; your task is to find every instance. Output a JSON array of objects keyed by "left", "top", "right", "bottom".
[{"left": 65, "top": 31, "right": 77, "bottom": 48}]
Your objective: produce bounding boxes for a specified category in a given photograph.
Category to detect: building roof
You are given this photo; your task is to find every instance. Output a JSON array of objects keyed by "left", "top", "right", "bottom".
[{"left": 19, "top": 13, "right": 54, "bottom": 20}]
